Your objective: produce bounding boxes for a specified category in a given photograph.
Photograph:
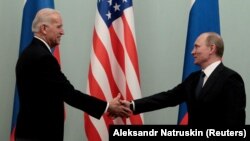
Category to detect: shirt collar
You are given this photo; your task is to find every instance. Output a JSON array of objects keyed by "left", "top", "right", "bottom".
[
  {"left": 34, "top": 36, "right": 52, "bottom": 53},
  {"left": 202, "top": 60, "right": 221, "bottom": 78}
]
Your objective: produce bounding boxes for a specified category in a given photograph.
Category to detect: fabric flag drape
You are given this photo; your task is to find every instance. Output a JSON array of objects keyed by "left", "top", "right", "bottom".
[
  {"left": 84, "top": 0, "right": 143, "bottom": 140},
  {"left": 177, "top": 0, "right": 220, "bottom": 125},
  {"left": 10, "top": 0, "right": 60, "bottom": 140}
]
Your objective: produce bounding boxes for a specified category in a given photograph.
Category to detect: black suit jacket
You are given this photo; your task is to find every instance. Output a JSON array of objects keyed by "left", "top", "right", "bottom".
[
  {"left": 133, "top": 63, "right": 246, "bottom": 126},
  {"left": 15, "top": 38, "right": 107, "bottom": 141}
]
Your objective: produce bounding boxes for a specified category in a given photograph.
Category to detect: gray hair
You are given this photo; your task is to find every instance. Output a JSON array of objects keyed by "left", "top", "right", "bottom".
[
  {"left": 205, "top": 32, "right": 224, "bottom": 57},
  {"left": 32, "top": 8, "right": 60, "bottom": 33}
]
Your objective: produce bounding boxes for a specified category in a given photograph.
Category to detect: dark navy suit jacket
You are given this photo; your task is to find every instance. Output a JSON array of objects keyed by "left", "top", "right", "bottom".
[
  {"left": 133, "top": 63, "right": 246, "bottom": 126},
  {"left": 15, "top": 38, "right": 107, "bottom": 140}
]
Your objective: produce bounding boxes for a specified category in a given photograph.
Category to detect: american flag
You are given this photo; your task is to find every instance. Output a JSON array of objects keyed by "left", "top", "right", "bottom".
[{"left": 84, "top": 0, "right": 143, "bottom": 140}]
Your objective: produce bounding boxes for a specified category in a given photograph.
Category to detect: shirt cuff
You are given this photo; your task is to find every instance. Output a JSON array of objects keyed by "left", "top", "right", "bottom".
[
  {"left": 104, "top": 102, "right": 109, "bottom": 113},
  {"left": 130, "top": 101, "right": 135, "bottom": 111}
]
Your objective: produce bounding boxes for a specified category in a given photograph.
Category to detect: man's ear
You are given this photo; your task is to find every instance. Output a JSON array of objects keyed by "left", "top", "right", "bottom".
[
  {"left": 40, "top": 24, "right": 47, "bottom": 34},
  {"left": 209, "top": 44, "right": 216, "bottom": 54}
]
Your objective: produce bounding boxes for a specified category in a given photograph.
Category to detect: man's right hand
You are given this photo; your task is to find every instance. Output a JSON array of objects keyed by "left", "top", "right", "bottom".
[{"left": 107, "top": 94, "right": 132, "bottom": 118}]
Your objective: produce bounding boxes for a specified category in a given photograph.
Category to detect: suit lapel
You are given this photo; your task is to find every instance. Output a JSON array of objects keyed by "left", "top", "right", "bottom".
[{"left": 198, "top": 63, "right": 224, "bottom": 99}]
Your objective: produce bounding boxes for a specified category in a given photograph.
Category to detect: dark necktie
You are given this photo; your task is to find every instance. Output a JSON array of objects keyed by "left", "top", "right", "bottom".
[{"left": 195, "top": 71, "right": 205, "bottom": 97}]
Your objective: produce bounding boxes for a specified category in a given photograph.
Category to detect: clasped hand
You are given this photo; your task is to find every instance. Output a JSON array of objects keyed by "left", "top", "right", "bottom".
[{"left": 107, "top": 94, "right": 132, "bottom": 118}]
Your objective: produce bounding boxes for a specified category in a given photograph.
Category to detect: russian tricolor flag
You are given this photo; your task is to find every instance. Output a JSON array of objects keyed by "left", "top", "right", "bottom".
[{"left": 178, "top": 0, "right": 220, "bottom": 125}]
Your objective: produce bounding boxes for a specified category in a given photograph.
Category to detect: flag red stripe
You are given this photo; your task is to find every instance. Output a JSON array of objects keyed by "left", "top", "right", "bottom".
[
  {"left": 53, "top": 46, "right": 61, "bottom": 64},
  {"left": 122, "top": 15, "right": 140, "bottom": 84},
  {"left": 93, "top": 28, "right": 127, "bottom": 126},
  {"left": 179, "top": 113, "right": 188, "bottom": 125},
  {"left": 10, "top": 128, "right": 15, "bottom": 141},
  {"left": 93, "top": 29, "right": 119, "bottom": 98},
  {"left": 87, "top": 64, "right": 114, "bottom": 126},
  {"left": 109, "top": 25, "right": 125, "bottom": 73},
  {"left": 85, "top": 65, "right": 114, "bottom": 135},
  {"left": 84, "top": 114, "right": 102, "bottom": 141},
  {"left": 88, "top": 64, "right": 106, "bottom": 100}
]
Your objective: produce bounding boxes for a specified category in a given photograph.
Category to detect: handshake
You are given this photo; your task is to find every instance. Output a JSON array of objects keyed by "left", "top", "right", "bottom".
[{"left": 107, "top": 94, "right": 133, "bottom": 118}]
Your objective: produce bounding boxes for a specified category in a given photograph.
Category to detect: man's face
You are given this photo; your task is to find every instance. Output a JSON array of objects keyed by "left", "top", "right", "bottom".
[
  {"left": 191, "top": 34, "right": 212, "bottom": 68},
  {"left": 44, "top": 14, "right": 64, "bottom": 48}
]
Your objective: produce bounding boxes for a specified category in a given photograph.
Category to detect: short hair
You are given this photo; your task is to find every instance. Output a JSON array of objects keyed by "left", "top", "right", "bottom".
[
  {"left": 32, "top": 8, "right": 60, "bottom": 33},
  {"left": 205, "top": 32, "right": 224, "bottom": 57}
]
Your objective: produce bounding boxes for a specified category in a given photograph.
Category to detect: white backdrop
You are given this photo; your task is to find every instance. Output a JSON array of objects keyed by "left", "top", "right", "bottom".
[{"left": 0, "top": 0, "right": 249, "bottom": 140}]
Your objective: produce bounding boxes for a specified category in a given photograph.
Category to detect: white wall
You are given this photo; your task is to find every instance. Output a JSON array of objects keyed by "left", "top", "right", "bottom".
[{"left": 0, "top": 0, "right": 249, "bottom": 141}]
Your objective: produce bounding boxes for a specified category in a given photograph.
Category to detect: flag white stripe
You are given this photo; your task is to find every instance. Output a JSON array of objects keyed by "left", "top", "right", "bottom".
[
  {"left": 124, "top": 7, "right": 137, "bottom": 44},
  {"left": 90, "top": 47, "right": 112, "bottom": 101},
  {"left": 125, "top": 53, "right": 141, "bottom": 99}
]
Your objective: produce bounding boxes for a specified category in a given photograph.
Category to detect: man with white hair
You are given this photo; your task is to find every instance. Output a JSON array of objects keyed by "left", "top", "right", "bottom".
[{"left": 15, "top": 8, "right": 131, "bottom": 141}]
